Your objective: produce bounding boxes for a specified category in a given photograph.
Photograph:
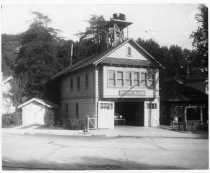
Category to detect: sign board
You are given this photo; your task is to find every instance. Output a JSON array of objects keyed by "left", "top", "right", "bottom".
[{"left": 119, "top": 90, "right": 146, "bottom": 96}]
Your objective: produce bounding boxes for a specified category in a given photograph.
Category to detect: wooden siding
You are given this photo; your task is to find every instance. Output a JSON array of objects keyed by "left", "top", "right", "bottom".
[
  {"left": 61, "top": 98, "right": 96, "bottom": 120},
  {"left": 102, "top": 66, "right": 159, "bottom": 99},
  {"left": 107, "top": 42, "right": 147, "bottom": 60},
  {"left": 60, "top": 66, "right": 97, "bottom": 119},
  {"left": 60, "top": 67, "right": 96, "bottom": 100}
]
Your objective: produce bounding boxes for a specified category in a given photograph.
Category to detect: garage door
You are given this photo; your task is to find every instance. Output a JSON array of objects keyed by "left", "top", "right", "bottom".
[{"left": 98, "top": 101, "right": 114, "bottom": 128}]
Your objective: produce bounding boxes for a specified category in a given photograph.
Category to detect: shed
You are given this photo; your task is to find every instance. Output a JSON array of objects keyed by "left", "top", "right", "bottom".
[{"left": 18, "top": 98, "right": 57, "bottom": 125}]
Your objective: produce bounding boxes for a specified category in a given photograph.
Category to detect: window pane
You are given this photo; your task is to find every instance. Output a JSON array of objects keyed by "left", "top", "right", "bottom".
[
  {"left": 117, "top": 79, "right": 123, "bottom": 86},
  {"left": 133, "top": 72, "right": 139, "bottom": 80},
  {"left": 109, "top": 70, "right": 115, "bottom": 79},
  {"left": 141, "top": 73, "right": 146, "bottom": 86},
  {"left": 117, "top": 71, "right": 123, "bottom": 79},
  {"left": 125, "top": 72, "right": 131, "bottom": 79},
  {"left": 109, "top": 79, "right": 115, "bottom": 86},
  {"left": 127, "top": 47, "right": 131, "bottom": 56}
]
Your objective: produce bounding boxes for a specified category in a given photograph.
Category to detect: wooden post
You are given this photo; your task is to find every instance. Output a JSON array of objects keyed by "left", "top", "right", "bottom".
[
  {"left": 87, "top": 115, "right": 89, "bottom": 132},
  {"left": 184, "top": 107, "right": 187, "bottom": 130},
  {"left": 200, "top": 106, "right": 203, "bottom": 125}
]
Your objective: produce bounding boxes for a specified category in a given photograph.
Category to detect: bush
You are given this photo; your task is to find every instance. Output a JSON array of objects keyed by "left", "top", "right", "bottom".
[
  {"left": 44, "top": 109, "right": 55, "bottom": 128},
  {"left": 2, "top": 112, "right": 22, "bottom": 128},
  {"left": 60, "top": 116, "right": 86, "bottom": 130}
]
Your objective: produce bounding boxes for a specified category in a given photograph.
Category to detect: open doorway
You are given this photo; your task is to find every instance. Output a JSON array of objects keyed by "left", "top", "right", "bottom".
[{"left": 115, "top": 101, "right": 144, "bottom": 126}]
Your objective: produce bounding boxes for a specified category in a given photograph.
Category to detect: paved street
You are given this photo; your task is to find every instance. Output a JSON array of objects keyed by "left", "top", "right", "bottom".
[{"left": 2, "top": 132, "right": 209, "bottom": 170}]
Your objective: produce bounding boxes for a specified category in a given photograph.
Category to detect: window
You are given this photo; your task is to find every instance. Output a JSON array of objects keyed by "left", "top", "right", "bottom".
[
  {"left": 70, "top": 78, "right": 73, "bottom": 92},
  {"left": 147, "top": 103, "right": 157, "bottom": 109},
  {"left": 85, "top": 73, "right": 89, "bottom": 90},
  {"left": 147, "top": 73, "right": 155, "bottom": 88},
  {"left": 141, "top": 72, "right": 146, "bottom": 87},
  {"left": 127, "top": 47, "right": 132, "bottom": 56},
  {"left": 77, "top": 76, "right": 80, "bottom": 91},
  {"left": 100, "top": 103, "right": 113, "bottom": 109},
  {"left": 125, "top": 72, "right": 132, "bottom": 87},
  {"left": 117, "top": 71, "right": 124, "bottom": 87},
  {"left": 108, "top": 70, "right": 116, "bottom": 87},
  {"left": 133, "top": 72, "right": 140, "bottom": 86},
  {"left": 75, "top": 103, "right": 79, "bottom": 117},
  {"left": 65, "top": 103, "right": 68, "bottom": 117}
]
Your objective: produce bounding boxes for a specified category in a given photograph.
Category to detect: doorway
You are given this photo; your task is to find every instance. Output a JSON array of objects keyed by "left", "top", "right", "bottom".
[{"left": 115, "top": 101, "right": 144, "bottom": 126}]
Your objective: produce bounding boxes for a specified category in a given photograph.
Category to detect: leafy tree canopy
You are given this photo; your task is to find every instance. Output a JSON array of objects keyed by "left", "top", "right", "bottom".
[{"left": 191, "top": 4, "right": 208, "bottom": 74}]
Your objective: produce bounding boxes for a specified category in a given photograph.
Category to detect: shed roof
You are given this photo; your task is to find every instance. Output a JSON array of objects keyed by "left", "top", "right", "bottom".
[
  {"left": 18, "top": 98, "right": 57, "bottom": 109},
  {"left": 53, "top": 38, "right": 164, "bottom": 79},
  {"left": 160, "top": 81, "right": 208, "bottom": 102}
]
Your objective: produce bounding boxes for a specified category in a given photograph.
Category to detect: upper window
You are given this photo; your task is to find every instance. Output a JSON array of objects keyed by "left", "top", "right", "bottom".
[
  {"left": 141, "top": 72, "right": 146, "bottom": 87},
  {"left": 125, "top": 72, "right": 132, "bottom": 87},
  {"left": 85, "top": 73, "right": 89, "bottom": 90},
  {"left": 70, "top": 78, "right": 73, "bottom": 92},
  {"left": 147, "top": 73, "right": 155, "bottom": 88},
  {"left": 133, "top": 72, "right": 140, "bottom": 86},
  {"left": 127, "top": 47, "right": 132, "bottom": 56},
  {"left": 108, "top": 70, "right": 116, "bottom": 87},
  {"left": 117, "top": 71, "right": 124, "bottom": 87},
  {"left": 147, "top": 103, "right": 157, "bottom": 109},
  {"left": 77, "top": 76, "right": 80, "bottom": 91}
]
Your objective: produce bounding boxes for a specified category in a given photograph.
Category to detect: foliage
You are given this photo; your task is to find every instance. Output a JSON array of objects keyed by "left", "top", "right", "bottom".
[
  {"left": 136, "top": 38, "right": 189, "bottom": 81},
  {"left": 2, "top": 113, "right": 22, "bottom": 128},
  {"left": 14, "top": 11, "right": 61, "bottom": 98},
  {"left": 1, "top": 34, "right": 20, "bottom": 76},
  {"left": 191, "top": 4, "right": 208, "bottom": 75},
  {"left": 10, "top": 73, "right": 28, "bottom": 108},
  {"left": 74, "top": 15, "right": 108, "bottom": 63},
  {"left": 44, "top": 109, "right": 55, "bottom": 127},
  {"left": 61, "top": 116, "right": 86, "bottom": 130}
]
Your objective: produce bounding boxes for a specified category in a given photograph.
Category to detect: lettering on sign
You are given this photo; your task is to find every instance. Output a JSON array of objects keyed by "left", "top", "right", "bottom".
[{"left": 119, "top": 90, "right": 146, "bottom": 96}]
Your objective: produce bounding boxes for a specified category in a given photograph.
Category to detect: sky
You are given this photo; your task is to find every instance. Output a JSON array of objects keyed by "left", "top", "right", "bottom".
[{"left": 1, "top": 3, "right": 200, "bottom": 50}]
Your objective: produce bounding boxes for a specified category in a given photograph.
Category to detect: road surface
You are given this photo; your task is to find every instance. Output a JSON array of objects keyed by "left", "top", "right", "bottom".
[{"left": 2, "top": 133, "right": 209, "bottom": 170}]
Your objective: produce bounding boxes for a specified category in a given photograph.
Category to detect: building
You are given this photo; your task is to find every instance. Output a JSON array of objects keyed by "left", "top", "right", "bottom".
[
  {"left": 54, "top": 38, "right": 163, "bottom": 128},
  {"left": 2, "top": 75, "right": 15, "bottom": 114},
  {"left": 160, "top": 81, "right": 208, "bottom": 127},
  {"left": 18, "top": 98, "right": 57, "bottom": 125}
]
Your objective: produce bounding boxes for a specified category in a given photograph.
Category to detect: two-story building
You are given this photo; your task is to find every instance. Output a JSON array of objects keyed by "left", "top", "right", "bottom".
[{"left": 54, "top": 38, "right": 163, "bottom": 128}]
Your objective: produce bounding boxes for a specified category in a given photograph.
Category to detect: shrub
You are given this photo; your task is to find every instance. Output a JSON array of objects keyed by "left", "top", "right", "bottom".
[
  {"left": 2, "top": 112, "right": 22, "bottom": 128},
  {"left": 2, "top": 115, "right": 10, "bottom": 128},
  {"left": 60, "top": 116, "right": 86, "bottom": 130},
  {"left": 44, "top": 109, "right": 55, "bottom": 128}
]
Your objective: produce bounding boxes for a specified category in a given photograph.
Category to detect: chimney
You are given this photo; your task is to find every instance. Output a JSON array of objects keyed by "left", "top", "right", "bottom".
[{"left": 70, "top": 43, "right": 73, "bottom": 68}]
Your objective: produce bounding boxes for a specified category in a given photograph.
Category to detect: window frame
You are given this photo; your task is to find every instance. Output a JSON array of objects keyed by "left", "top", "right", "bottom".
[
  {"left": 127, "top": 46, "right": 132, "bottom": 57},
  {"left": 77, "top": 76, "right": 80, "bottom": 92},
  {"left": 116, "top": 71, "right": 124, "bottom": 87},
  {"left": 141, "top": 72, "right": 147, "bottom": 87},
  {"left": 108, "top": 70, "right": 116, "bottom": 87},
  {"left": 70, "top": 78, "right": 73, "bottom": 92},
  {"left": 85, "top": 73, "right": 89, "bottom": 90}
]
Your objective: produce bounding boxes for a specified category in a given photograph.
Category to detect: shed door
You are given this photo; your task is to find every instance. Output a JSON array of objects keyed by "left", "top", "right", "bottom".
[{"left": 98, "top": 101, "right": 114, "bottom": 128}]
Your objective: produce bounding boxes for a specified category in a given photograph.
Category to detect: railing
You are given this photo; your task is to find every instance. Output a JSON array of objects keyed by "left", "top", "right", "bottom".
[{"left": 87, "top": 115, "right": 98, "bottom": 131}]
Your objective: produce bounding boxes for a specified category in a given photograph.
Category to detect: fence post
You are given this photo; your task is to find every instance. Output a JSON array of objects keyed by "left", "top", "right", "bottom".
[{"left": 87, "top": 115, "right": 89, "bottom": 132}]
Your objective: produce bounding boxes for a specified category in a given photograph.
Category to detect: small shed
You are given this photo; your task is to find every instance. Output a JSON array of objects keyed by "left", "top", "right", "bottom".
[{"left": 18, "top": 98, "right": 57, "bottom": 125}]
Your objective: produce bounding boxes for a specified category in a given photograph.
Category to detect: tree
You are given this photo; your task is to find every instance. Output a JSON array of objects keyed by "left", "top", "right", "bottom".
[
  {"left": 74, "top": 15, "right": 108, "bottom": 62},
  {"left": 191, "top": 4, "right": 208, "bottom": 75},
  {"left": 10, "top": 73, "right": 28, "bottom": 108},
  {"left": 14, "top": 11, "right": 60, "bottom": 99}
]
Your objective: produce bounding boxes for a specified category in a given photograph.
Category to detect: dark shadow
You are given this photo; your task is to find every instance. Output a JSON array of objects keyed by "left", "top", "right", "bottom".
[
  {"left": 157, "top": 126, "right": 209, "bottom": 139},
  {"left": 2, "top": 156, "right": 194, "bottom": 170}
]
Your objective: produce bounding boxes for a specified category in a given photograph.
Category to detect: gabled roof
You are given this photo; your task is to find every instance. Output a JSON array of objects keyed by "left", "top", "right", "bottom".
[
  {"left": 18, "top": 98, "right": 57, "bottom": 108},
  {"left": 53, "top": 38, "right": 164, "bottom": 79}
]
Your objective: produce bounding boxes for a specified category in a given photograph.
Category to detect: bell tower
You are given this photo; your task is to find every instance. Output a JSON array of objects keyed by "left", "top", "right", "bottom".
[{"left": 105, "top": 13, "right": 132, "bottom": 47}]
